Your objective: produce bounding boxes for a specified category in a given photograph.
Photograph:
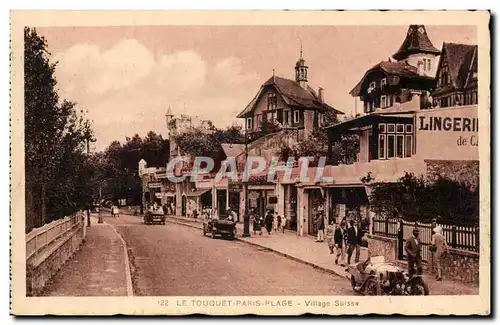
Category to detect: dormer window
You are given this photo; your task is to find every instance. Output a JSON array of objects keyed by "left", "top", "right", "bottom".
[{"left": 268, "top": 92, "right": 278, "bottom": 110}]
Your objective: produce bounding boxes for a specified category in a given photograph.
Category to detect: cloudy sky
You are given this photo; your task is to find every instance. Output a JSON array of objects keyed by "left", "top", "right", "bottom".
[{"left": 37, "top": 25, "right": 476, "bottom": 151}]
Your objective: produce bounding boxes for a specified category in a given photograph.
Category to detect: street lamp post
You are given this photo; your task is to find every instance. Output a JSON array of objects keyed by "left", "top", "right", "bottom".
[
  {"left": 242, "top": 119, "right": 251, "bottom": 237},
  {"left": 98, "top": 187, "right": 103, "bottom": 223},
  {"left": 84, "top": 131, "right": 96, "bottom": 228}
]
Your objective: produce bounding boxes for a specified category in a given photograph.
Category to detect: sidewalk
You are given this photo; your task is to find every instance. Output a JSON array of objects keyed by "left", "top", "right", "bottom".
[
  {"left": 166, "top": 214, "right": 479, "bottom": 295},
  {"left": 41, "top": 216, "right": 132, "bottom": 296}
]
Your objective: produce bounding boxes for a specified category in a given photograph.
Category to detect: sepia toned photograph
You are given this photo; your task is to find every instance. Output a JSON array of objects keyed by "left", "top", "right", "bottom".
[{"left": 10, "top": 10, "right": 490, "bottom": 315}]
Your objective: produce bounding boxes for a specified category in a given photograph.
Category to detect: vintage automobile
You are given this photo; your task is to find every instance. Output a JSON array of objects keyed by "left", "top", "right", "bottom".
[
  {"left": 203, "top": 215, "right": 237, "bottom": 239},
  {"left": 144, "top": 208, "right": 166, "bottom": 225},
  {"left": 345, "top": 255, "right": 429, "bottom": 296}
]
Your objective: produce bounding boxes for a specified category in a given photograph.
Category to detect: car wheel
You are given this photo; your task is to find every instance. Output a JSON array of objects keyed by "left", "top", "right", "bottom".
[{"left": 364, "top": 278, "right": 381, "bottom": 296}]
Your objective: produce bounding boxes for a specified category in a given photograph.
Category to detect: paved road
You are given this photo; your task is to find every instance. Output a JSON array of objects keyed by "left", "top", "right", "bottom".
[{"left": 104, "top": 212, "right": 353, "bottom": 296}]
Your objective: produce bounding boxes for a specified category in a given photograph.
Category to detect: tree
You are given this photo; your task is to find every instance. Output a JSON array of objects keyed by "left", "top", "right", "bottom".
[
  {"left": 172, "top": 124, "right": 245, "bottom": 160},
  {"left": 366, "top": 172, "right": 479, "bottom": 225},
  {"left": 24, "top": 27, "right": 95, "bottom": 232}
]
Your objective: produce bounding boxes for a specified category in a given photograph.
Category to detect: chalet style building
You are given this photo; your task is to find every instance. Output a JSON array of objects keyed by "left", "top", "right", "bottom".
[
  {"left": 350, "top": 25, "right": 440, "bottom": 114},
  {"left": 237, "top": 48, "right": 343, "bottom": 139},
  {"left": 432, "top": 43, "right": 478, "bottom": 108}
]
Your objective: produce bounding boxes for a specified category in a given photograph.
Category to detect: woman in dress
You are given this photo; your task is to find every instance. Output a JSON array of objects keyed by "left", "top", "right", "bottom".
[{"left": 431, "top": 225, "right": 449, "bottom": 281}]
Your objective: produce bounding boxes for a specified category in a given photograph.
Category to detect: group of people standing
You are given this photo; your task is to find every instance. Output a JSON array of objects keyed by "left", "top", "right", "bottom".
[
  {"left": 251, "top": 209, "right": 286, "bottom": 235},
  {"left": 330, "top": 217, "right": 366, "bottom": 266},
  {"left": 405, "top": 222, "right": 449, "bottom": 281}
]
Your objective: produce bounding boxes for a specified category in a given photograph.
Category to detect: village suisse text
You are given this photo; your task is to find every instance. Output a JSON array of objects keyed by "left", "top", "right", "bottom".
[{"left": 160, "top": 299, "right": 360, "bottom": 308}]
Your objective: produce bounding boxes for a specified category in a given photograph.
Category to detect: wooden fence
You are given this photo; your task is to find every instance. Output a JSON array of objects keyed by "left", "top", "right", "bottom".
[
  {"left": 372, "top": 216, "right": 479, "bottom": 262},
  {"left": 26, "top": 213, "right": 84, "bottom": 263}
]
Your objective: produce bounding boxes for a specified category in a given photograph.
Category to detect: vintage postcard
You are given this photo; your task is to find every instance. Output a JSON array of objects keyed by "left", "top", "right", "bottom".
[{"left": 10, "top": 10, "right": 491, "bottom": 316}]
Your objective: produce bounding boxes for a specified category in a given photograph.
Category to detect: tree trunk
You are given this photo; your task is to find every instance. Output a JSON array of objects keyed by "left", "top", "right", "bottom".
[{"left": 40, "top": 175, "right": 46, "bottom": 227}]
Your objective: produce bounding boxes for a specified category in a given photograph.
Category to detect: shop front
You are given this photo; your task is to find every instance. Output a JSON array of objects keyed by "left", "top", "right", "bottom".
[{"left": 326, "top": 186, "right": 370, "bottom": 226}]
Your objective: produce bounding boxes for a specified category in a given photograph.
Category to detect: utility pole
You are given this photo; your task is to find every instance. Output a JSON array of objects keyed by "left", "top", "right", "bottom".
[{"left": 242, "top": 119, "right": 251, "bottom": 237}]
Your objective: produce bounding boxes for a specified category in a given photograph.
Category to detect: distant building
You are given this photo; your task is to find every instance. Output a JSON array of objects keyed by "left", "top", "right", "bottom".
[
  {"left": 432, "top": 43, "right": 478, "bottom": 108},
  {"left": 350, "top": 25, "right": 441, "bottom": 114},
  {"left": 237, "top": 46, "right": 344, "bottom": 140}
]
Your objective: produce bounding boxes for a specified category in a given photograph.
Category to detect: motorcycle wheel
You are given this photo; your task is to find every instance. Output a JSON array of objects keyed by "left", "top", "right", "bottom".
[
  {"left": 364, "top": 278, "right": 382, "bottom": 296},
  {"left": 409, "top": 277, "right": 430, "bottom": 296}
]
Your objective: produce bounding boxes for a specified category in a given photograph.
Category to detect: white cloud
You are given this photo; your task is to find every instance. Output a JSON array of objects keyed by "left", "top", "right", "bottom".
[
  {"left": 51, "top": 40, "right": 258, "bottom": 150},
  {"left": 54, "top": 39, "right": 155, "bottom": 98},
  {"left": 155, "top": 50, "right": 207, "bottom": 95},
  {"left": 213, "top": 57, "right": 258, "bottom": 84}
]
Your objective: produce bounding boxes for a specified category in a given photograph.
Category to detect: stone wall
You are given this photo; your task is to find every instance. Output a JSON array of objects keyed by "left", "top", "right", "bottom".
[
  {"left": 368, "top": 234, "right": 479, "bottom": 285},
  {"left": 26, "top": 222, "right": 85, "bottom": 296},
  {"left": 434, "top": 248, "right": 479, "bottom": 285},
  {"left": 425, "top": 160, "right": 479, "bottom": 189},
  {"left": 367, "top": 234, "right": 398, "bottom": 263}
]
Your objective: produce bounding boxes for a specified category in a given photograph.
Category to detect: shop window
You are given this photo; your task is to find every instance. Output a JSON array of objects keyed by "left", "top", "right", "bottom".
[
  {"left": 405, "top": 124, "right": 413, "bottom": 133},
  {"left": 396, "top": 135, "right": 404, "bottom": 158},
  {"left": 378, "top": 134, "right": 386, "bottom": 159},
  {"left": 396, "top": 124, "right": 404, "bottom": 133},
  {"left": 387, "top": 124, "right": 395, "bottom": 133},
  {"left": 379, "top": 123, "right": 386, "bottom": 133},
  {"left": 387, "top": 134, "right": 395, "bottom": 158},
  {"left": 405, "top": 135, "right": 413, "bottom": 158}
]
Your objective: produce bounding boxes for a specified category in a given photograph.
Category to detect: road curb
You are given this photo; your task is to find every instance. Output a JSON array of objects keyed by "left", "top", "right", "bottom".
[
  {"left": 167, "top": 219, "right": 343, "bottom": 279},
  {"left": 94, "top": 217, "right": 134, "bottom": 297}
]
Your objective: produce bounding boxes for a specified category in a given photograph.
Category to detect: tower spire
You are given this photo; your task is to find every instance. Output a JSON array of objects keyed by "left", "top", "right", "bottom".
[{"left": 295, "top": 40, "right": 308, "bottom": 87}]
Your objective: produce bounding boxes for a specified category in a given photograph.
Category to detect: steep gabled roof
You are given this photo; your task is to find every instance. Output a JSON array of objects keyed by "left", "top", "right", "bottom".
[
  {"left": 350, "top": 61, "right": 434, "bottom": 96},
  {"left": 237, "top": 76, "right": 344, "bottom": 118},
  {"left": 440, "top": 43, "right": 478, "bottom": 89},
  {"left": 392, "top": 25, "right": 441, "bottom": 61}
]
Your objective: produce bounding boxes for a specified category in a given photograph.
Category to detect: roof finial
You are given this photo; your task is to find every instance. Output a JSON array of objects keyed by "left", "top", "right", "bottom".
[{"left": 300, "top": 39, "right": 303, "bottom": 59}]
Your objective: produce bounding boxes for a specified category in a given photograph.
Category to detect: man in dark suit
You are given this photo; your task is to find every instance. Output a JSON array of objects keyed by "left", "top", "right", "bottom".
[
  {"left": 405, "top": 228, "right": 423, "bottom": 275},
  {"left": 347, "top": 220, "right": 363, "bottom": 264},
  {"left": 334, "top": 223, "right": 346, "bottom": 265}
]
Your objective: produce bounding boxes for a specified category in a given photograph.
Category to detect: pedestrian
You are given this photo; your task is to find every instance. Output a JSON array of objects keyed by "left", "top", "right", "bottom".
[
  {"left": 281, "top": 215, "right": 286, "bottom": 233},
  {"left": 405, "top": 228, "right": 423, "bottom": 276},
  {"left": 264, "top": 210, "right": 274, "bottom": 235},
  {"left": 273, "top": 212, "right": 279, "bottom": 233},
  {"left": 226, "top": 207, "right": 237, "bottom": 222},
  {"left": 431, "top": 225, "right": 448, "bottom": 281},
  {"left": 276, "top": 213, "right": 282, "bottom": 233},
  {"left": 346, "top": 220, "right": 362, "bottom": 264},
  {"left": 316, "top": 213, "right": 325, "bottom": 242},
  {"left": 252, "top": 210, "right": 263, "bottom": 235},
  {"left": 334, "top": 222, "right": 347, "bottom": 265}
]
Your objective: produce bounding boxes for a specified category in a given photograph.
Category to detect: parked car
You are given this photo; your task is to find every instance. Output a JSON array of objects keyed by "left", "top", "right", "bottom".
[
  {"left": 144, "top": 207, "right": 166, "bottom": 225},
  {"left": 203, "top": 215, "right": 237, "bottom": 239}
]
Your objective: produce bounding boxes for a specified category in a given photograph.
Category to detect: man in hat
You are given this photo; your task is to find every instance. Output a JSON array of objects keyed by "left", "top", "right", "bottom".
[{"left": 405, "top": 228, "right": 423, "bottom": 275}]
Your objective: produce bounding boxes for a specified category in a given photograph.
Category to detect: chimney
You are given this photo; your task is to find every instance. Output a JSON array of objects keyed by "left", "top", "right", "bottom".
[{"left": 318, "top": 87, "right": 324, "bottom": 102}]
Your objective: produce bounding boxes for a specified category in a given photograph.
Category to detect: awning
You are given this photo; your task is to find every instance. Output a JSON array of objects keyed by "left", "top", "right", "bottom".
[
  {"left": 326, "top": 112, "right": 414, "bottom": 135},
  {"left": 187, "top": 189, "right": 211, "bottom": 197}
]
